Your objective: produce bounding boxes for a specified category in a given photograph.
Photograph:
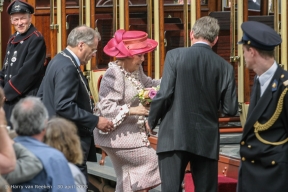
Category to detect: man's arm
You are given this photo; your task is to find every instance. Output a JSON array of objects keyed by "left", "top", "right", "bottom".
[
  {"left": 54, "top": 65, "right": 99, "bottom": 129},
  {"left": 148, "top": 51, "right": 176, "bottom": 129},
  {"left": 2, "top": 143, "right": 43, "bottom": 184},
  {"left": 221, "top": 65, "right": 238, "bottom": 116},
  {"left": 0, "top": 108, "right": 16, "bottom": 174}
]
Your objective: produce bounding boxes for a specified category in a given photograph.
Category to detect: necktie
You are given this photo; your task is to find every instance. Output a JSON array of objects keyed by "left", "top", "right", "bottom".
[{"left": 255, "top": 78, "right": 261, "bottom": 103}]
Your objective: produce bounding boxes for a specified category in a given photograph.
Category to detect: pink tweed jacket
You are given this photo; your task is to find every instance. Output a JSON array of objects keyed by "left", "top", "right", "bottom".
[{"left": 93, "top": 62, "right": 160, "bottom": 148}]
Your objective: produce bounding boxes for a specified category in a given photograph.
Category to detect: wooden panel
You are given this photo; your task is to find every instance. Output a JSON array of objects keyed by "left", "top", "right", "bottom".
[{"left": 218, "top": 155, "right": 240, "bottom": 179}]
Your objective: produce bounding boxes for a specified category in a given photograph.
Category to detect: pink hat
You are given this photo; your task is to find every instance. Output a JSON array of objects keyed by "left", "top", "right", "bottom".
[{"left": 104, "top": 29, "right": 158, "bottom": 58}]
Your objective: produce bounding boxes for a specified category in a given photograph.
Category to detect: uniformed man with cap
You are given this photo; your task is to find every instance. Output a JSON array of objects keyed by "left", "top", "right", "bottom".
[
  {"left": 237, "top": 21, "right": 288, "bottom": 192},
  {"left": 0, "top": 0, "right": 46, "bottom": 124}
]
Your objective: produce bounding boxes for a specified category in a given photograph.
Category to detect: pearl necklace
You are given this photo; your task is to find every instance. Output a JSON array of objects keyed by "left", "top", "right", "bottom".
[{"left": 114, "top": 61, "right": 150, "bottom": 146}]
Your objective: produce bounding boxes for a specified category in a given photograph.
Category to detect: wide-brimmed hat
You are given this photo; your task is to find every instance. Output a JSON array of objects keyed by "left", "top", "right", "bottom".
[
  {"left": 7, "top": 0, "right": 34, "bottom": 15},
  {"left": 104, "top": 29, "right": 158, "bottom": 58}
]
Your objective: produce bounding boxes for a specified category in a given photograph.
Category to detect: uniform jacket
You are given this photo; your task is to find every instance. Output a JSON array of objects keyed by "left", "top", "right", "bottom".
[
  {"left": 94, "top": 62, "right": 160, "bottom": 148},
  {"left": 0, "top": 24, "right": 46, "bottom": 99},
  {"left": 14, "top": 136, "right": 76, "bottom": 192},
  {"left": 0, "top": 24, "right": 46, "bottom": 120},
  {"left": 148, "top": 43, "right": 238, "bottom": 160},
  {"left": 238, "top": 65, "right": 288, "bottom": 192}
]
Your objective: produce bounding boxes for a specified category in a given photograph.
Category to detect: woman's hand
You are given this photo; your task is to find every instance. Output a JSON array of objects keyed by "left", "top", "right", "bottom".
[{"left": 129, "top": 104, "right": 149, "bottom": 116}]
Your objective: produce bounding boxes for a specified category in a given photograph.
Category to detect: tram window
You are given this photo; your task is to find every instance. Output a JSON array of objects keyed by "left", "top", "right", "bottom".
[
  {"left": 96, "top": 0, "right": 146, "bottom": 6},
  {"left": 175, "top": 0, "right": 207, "bottom": 4}
]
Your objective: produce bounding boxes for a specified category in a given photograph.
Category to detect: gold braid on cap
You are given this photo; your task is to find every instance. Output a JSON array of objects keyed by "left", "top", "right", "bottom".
[{"left": 254, "top": 81, "right": 288, "bottom": 145}]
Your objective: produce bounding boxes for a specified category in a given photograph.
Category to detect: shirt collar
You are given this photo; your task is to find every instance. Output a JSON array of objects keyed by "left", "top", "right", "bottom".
[
  {"left": 258, "top": 61, "right": 277, "bottom": 85},
  {"left": 66, "top": 47, "right": 81, "bottom": 66},
  {"left": 193, "top": 41, "right": 209, "bottom": 45}
]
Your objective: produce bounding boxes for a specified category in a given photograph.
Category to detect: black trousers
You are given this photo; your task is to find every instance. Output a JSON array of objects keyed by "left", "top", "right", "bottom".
[
  {"left": 158, "top": 151, "right": 218, "bottom": 192},
  {"left": 77, "top": 135, "right": 97, "bottom": 181}
]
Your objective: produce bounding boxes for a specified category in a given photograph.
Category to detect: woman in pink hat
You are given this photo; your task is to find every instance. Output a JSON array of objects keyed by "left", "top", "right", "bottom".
[{"left": 93, "top": 29, "right": 161, "bottom": 192}]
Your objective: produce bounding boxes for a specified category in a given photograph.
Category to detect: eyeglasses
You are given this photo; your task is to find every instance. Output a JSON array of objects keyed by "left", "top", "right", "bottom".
[{"left": 83, "top": 42, "right": 97, "bottom": 54}]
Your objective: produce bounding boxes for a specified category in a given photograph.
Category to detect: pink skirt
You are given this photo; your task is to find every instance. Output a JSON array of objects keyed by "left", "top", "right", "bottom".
[{"left": 101, "top": 146, "right": 161, "bottom": 192}]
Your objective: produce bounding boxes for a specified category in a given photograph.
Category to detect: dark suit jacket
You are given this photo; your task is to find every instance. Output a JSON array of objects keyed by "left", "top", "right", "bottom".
[
  {"left": 238, "top": 65, "right": 288, "bottom": 192},
  {"left": 148, "top": 43, "right": 238, "bottom": 160},
  {"left": 37, "top": 49, "right": 98, "bottom": 159}
]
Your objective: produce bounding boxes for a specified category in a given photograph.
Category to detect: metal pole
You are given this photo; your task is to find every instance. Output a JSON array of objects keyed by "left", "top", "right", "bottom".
[
  {"left": 281, "top": 0, "right": 287, "bottom": 70},
  {"left": 85, "top": 0, "right": 91, "bottom": 71},
  {"left": 273, "top": 0, "right": 279, "bottom": 63},
  {"left": 119, "top": 0, "right": 124, "bottom": 29},
  {"left": 57, "top": 0, "right": 62, "bottom": 53},
  {"left": 154, "top": 0, "right": 160, "bottom": 79}
]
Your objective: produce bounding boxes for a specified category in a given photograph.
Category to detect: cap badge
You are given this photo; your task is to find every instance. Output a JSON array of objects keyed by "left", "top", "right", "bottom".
[
  {"left": 247, "top": 41, "right": 251, "bottom": 45},
  {"left": 14, "top": 5, "right": 20, "bottom": 11}
]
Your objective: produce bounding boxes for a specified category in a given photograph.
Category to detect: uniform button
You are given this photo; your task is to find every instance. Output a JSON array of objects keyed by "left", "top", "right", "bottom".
[
  {"left": 242, "top": 157, "right": 246, "bottom": 161},
  {"left": 10, "top": 63, "right": 13, "bottom": 66},
  {"left": 241, "top": 141, "right": 245, "bottom": 145},
  {"left": 251, "top": 160, "right": 255, "bottom": 163},
  {"left": 271, "top": 161, "right": 275, "bottom": 165},
  {"left": 248, "top": 145, "right": 251, "bottom": 148},
  {"left": 9, "top": 75, "right": 12, "bottom": 78}
]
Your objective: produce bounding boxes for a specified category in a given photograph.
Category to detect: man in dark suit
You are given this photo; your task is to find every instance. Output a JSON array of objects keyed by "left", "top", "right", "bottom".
[
  {"left": 37, "top": 25, "right": 113, "bottom": 183},
  {"left": 147, "top": 16, "right": 238, "bottom": 192},
  {"left": 237, "top": 21, "right": 288, "bottom": 192},
  {"left": 0, "top": 0, "right": 46, "bottom": 123}
]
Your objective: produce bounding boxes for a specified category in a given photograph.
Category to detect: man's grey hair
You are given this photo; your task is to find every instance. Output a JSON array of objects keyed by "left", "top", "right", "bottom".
[
  {"left": 192, "top": 16, "right": 220, "bottom": 43},
  {"left": 11, "top": 96, "right": 49, "bottom": 136},
  {"left": 67, "top": 25, "right": 101, "bottom": 47}
]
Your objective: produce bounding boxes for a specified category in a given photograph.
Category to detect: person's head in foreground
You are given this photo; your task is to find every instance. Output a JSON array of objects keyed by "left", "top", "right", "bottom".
[
  {"left": 44, "top": 117, "right": 83, "bottom": 165},
  {"left": 11, "top": 96, "right": 48, "bottom": 137}
]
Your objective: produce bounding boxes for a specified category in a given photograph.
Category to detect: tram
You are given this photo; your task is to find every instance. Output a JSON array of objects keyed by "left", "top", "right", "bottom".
[{"left": 1, "top": 0, "right": 288, "bottom": 191}]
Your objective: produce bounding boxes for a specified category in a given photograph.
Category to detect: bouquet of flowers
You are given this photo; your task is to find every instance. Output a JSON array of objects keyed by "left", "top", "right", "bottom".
[{"left": 135, "top": 85, "right": 160, "bottom": 106}]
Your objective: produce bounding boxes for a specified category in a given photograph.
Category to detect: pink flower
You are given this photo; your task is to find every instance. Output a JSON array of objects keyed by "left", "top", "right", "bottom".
[{"left": 148, "top": 89, "right": 157, "bottom": 99}]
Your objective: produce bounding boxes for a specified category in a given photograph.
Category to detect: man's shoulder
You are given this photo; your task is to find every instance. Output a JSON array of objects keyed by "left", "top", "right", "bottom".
[
  {"left": 15, "top": 137, "right": 66, "bottom": 161},
  {"left": 47, "top": 54, "right": 76, "bottom": 71}
]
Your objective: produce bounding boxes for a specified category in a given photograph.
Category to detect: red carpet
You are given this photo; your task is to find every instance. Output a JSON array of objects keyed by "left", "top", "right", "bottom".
[{"left": 184, "top": 173, "right": 237, "bottom": 192}]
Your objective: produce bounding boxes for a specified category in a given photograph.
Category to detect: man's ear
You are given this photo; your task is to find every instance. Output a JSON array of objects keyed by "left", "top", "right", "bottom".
[
  {"left": 78, "top": 42, "right": 84, "bottom": 51},
  {"left": 211, "top": 36, "right": 218, "bottom": 46},
  {"left": 190, "top": 31, "right": 194, "bottom": 40}
]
